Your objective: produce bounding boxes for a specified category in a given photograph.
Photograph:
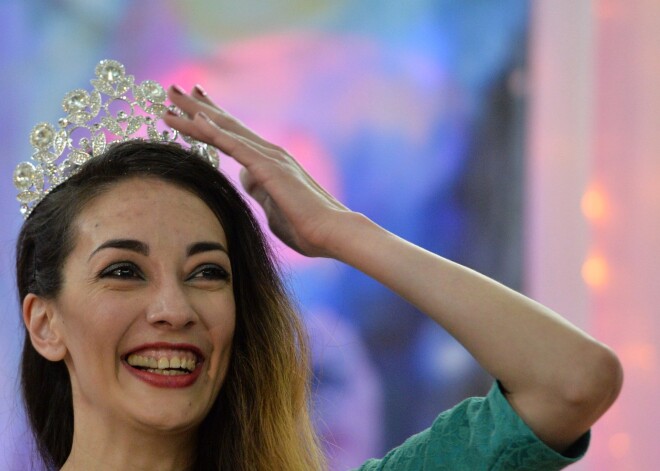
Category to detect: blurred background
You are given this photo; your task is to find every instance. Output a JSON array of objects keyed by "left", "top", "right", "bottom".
[{"left": 0, "top": 1, "right": 657, "bottom": 469}]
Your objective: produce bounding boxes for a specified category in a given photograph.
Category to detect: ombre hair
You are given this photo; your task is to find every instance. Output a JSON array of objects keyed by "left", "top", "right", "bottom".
[{"left": 16, "top": 141, "right": 325, "bottom": 470}]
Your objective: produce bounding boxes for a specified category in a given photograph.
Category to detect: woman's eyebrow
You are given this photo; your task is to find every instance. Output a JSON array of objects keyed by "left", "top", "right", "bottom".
[
  {"left": 187, "top": 241, "right": 228, "bottom": 257},
  {"left": 88, "top": 239, "right": 149, "bottom": 260}
]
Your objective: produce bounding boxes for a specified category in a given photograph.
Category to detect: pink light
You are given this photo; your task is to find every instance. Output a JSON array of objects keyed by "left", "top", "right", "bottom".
[{"left": 608, "top": 432, "right": 630, "bottom": 459}]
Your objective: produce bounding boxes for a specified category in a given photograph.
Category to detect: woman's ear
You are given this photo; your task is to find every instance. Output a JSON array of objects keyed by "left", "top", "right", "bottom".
[{"left": 23, "top": 293, "right": 67, "bottom": 361}]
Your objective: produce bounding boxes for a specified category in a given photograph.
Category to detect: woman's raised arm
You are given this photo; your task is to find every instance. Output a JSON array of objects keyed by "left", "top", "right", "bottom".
[{"left": 163, "top": 85, "right": 623, "bottom": 453}]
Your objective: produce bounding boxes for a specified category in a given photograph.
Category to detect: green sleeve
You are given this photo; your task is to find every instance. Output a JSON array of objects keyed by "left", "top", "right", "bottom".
[{"left": 354, "top": 382, "right": 590, "bottom": 471}]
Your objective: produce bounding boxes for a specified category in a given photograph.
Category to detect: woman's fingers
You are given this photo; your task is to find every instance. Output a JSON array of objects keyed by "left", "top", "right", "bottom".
[
  {"left": 166, "top": 85, "right": 278, "bottom": 150},
  {"left": 190, "top": 84, "right": 217, "bottom": 107},
  {"left": 166, "top": 107, "right": 339, "bottom": 208},
  {"left": 239, "top": 167, "right": 258, "bottom": 195},
  {"left": 189, "top": 112, "right": 271, "bottom": 169},
  {"left": 239, "top": 167, "right": 271, "bottom": 210},
  {"left": 163, "top": 107, "right": 257, "bottom": 166}
]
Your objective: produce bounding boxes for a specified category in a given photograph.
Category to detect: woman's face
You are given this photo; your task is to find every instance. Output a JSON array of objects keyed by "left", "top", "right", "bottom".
[{"left": 48, "top": 177, "right": 235, "bottom": 434}]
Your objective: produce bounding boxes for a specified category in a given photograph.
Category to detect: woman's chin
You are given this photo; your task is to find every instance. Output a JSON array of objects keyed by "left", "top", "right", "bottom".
[
  {"left": 130, "top": 408, "right": 204, "bottom": 435},
  {"left": 116, "top": 365, "right": 217, "bottom": 432},
  {"left": 116, "top": 386, "right": 210, "bottom": 434}
]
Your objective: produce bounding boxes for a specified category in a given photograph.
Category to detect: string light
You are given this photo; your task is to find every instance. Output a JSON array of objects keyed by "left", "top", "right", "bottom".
[
  {"left": 581, "top": 185, "right": 609, "bottom": 222},
  {"left": 581, "top": 253, "right": 608, "bottom": 287},
  {"left": 581, "top": 184, "right": 609, "bottom": 288}
]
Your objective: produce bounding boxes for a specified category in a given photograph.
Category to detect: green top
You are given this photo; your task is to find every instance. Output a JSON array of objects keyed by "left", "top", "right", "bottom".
[{"left": 355, "top": 382, "right": 590, "bottom": 471}]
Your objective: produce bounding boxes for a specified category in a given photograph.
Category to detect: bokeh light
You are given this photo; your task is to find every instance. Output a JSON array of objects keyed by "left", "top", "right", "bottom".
[{"left": 581, "top": 254, "right": 609, "bottom": 288}]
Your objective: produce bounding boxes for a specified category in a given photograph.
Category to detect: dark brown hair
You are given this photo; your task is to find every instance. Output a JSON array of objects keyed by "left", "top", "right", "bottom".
[{"left": 17, "top": 141, "right": 324, "bottom": 470}]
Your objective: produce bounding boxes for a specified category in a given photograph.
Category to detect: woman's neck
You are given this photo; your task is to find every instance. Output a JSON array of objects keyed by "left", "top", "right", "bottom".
[{"left": 60, "top": 409, "right": 198, "bottom": 471}]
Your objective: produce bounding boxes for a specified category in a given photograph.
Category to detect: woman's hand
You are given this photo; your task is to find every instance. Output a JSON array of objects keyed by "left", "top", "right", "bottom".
[{"left": 163, "top": 85, "right": 350, "bottom": 258}]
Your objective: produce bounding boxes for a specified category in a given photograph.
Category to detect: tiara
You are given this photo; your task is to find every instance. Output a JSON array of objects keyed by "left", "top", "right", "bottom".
[{"left": 13, "top": 59, "right": 219, "bottom": 218}]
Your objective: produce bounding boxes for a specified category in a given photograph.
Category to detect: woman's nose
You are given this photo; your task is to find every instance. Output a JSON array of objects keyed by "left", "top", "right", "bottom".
[{"left": 145, "top": 282, "right": 197, "bottom": 329}]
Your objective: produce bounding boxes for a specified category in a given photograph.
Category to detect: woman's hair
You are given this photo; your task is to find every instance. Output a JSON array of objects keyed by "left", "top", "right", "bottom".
[{"left": 16, "top": 140, "right": 325, "bottom": 471}]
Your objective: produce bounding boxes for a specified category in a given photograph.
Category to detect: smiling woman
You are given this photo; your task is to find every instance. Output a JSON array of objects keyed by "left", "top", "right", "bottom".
[
  {"left": 17, "top": 141, "right": 323, "bottom": 470},
  {"left": 42, "top": 176, "right": 236, "bottom": 425},
  {"left": 15, "top": 61, "right": 622, "bottom": 471}
]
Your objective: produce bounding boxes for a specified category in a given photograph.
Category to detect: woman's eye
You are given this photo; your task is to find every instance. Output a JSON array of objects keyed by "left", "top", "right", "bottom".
[
  {"left": 189, "top": 264, "right": 230, "bottom": 282},
  {"left": 99, "top": 263, "right": 142, "bottom": 280}
]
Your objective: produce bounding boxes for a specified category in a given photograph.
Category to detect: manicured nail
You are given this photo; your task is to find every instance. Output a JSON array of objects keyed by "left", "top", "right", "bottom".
[
  {"left": 171, "top": 84, "right": 185, "bottom": 95},
  {"left": 193, "top": 84, "right": 208, "bottom": 97}
]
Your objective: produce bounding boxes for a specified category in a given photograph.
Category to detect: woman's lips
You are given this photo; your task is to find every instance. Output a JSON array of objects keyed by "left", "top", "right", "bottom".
[
  {"left": 122, "top": 360, "right": 203, "bottom": 388},
  {"left": 122, "top": 342, "right": 205, "bottom": 388}
]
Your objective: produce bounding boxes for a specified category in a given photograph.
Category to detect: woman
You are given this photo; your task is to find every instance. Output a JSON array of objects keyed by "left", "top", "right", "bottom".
[
  {"left": 18, "top": 139, "right": 324, "bottom": 470},
  {"left": 15, "top": 63, "right": 622, "bottom": 470}
]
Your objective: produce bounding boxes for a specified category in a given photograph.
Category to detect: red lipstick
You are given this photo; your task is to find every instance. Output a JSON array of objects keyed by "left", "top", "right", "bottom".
[{"left": 122, "top": 342, "right": 204, "bottom": 389}]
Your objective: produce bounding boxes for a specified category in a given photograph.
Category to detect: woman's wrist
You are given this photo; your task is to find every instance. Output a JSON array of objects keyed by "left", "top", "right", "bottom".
[{"left": 322, "top": 211, "right": 391, "bottom": 266}]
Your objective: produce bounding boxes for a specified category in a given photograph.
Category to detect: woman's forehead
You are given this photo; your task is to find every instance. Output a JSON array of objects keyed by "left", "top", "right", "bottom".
[{"left": 72, "top": 177, "right": 228, "bottom": 251}]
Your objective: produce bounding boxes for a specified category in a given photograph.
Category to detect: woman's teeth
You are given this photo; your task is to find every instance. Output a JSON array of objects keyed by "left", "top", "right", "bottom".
[{"left": 126, "top": 353, "right": 197, "bottom": 374}]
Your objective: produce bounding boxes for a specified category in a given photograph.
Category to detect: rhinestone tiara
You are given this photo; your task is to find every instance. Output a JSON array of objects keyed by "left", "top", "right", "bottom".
[{"left": 13, "top": 59, "right": 219, "bottom": 218}]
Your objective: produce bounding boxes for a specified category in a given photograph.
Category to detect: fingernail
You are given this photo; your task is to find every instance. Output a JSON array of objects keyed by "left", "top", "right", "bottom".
[
  {"left": 171, "top": 84, "right": 185, "bottom": 95},
  {"left": 193, "top": 84, "right": 208, "bottom": 97},
  {"left": 166, "top": 109, "right": 178, "bottom": 116}
]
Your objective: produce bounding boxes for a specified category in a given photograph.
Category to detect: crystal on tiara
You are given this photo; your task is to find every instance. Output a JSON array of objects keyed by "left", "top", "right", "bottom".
[{"left": 14, "top": 59, "right": 219, "bottom": 218}]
